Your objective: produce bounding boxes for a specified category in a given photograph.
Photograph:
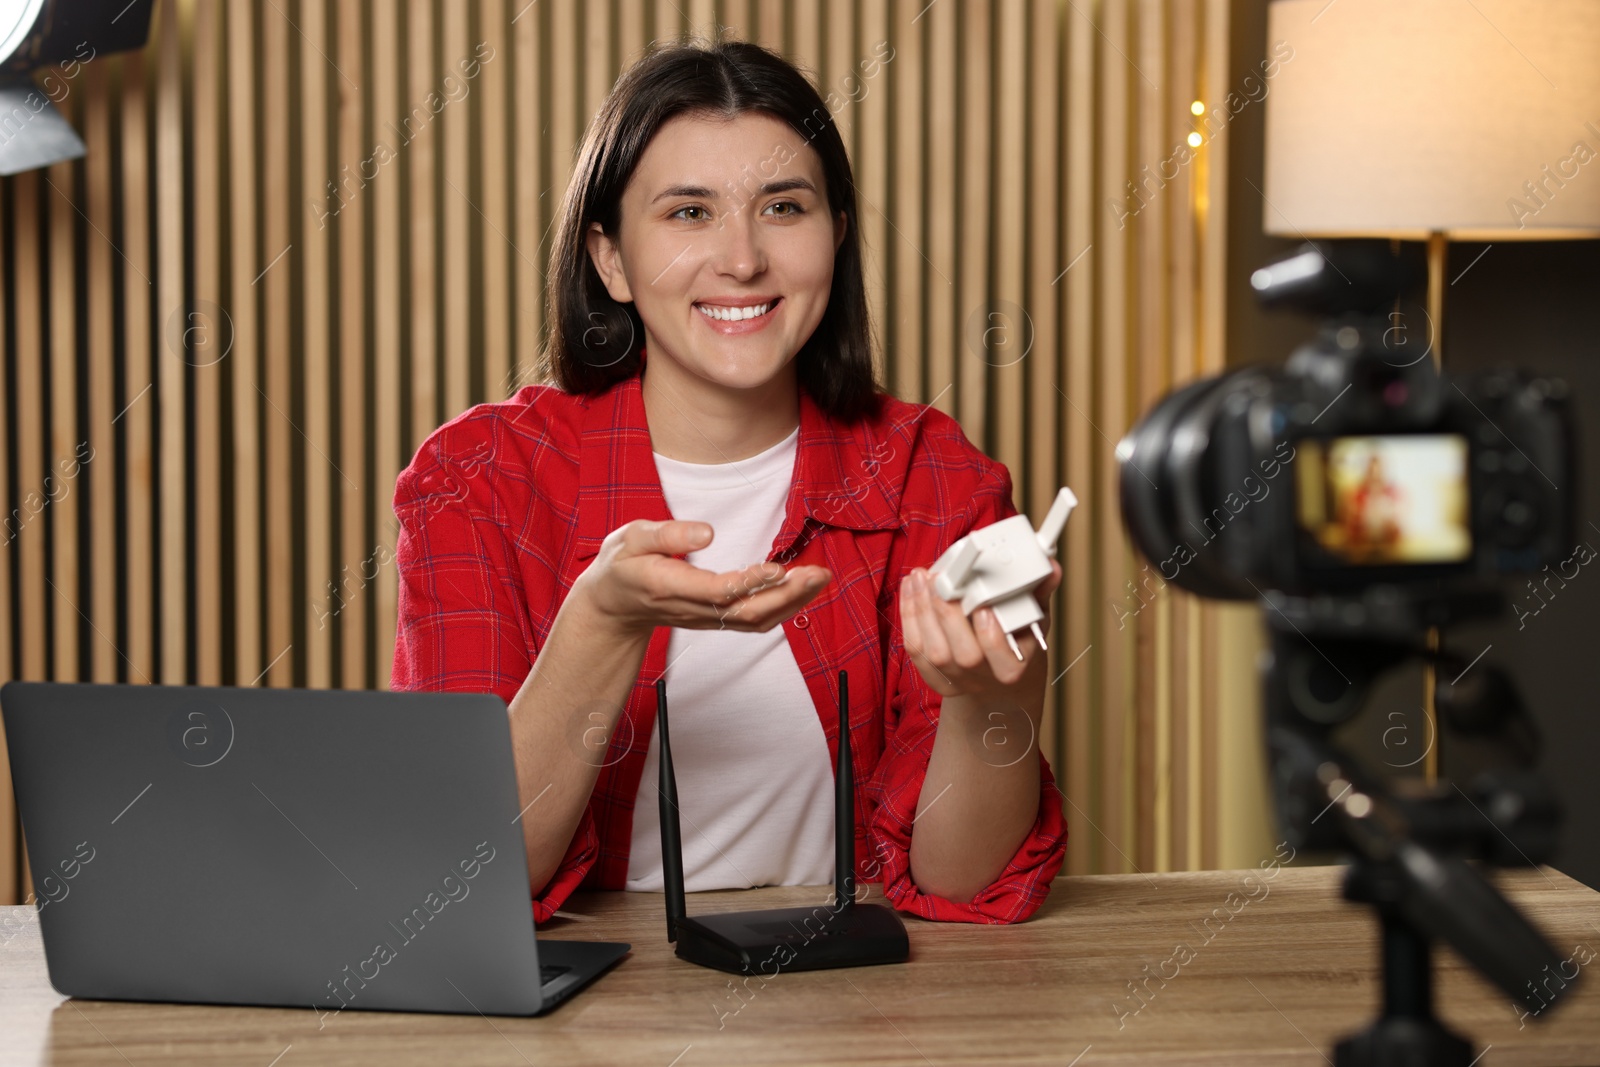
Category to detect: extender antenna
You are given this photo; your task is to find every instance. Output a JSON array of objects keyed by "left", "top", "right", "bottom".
[
  {"left": 657, "top": 678, "right": 686, "bottom": 942},
  {"left": 835, "top": 669, "right": 854, "bottom": 912}
]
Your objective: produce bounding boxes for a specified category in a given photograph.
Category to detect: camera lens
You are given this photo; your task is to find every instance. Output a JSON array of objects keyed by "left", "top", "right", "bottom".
[{"left": 1118, "top": 370, "right": 1267, "bottom": 601}]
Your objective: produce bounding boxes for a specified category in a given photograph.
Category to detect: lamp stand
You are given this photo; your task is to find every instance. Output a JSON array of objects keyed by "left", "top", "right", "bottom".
[{"left": 1421, "top": 230, "right": 1448, "bottom": 788}]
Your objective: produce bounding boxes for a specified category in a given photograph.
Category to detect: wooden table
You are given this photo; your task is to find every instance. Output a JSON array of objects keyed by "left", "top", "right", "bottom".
[{"left": 3, "top": 865, "right": 1598, "bottom": 1066}]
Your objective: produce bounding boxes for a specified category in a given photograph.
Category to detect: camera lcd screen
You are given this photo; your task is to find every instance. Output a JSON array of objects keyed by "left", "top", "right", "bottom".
[{"left": 1295, "top": 434, "right": 1472, "bottom": 565}]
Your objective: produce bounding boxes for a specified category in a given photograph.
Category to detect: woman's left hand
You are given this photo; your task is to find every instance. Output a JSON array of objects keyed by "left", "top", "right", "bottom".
[{"left": 899, "top": 559, "right": 1063, "bottom": 700}]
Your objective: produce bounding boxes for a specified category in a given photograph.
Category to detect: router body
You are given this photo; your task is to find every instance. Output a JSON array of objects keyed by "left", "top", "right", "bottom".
[
  {"left": 655, "top": 672, "right": 911, "bottom": 977},
  {"left": 671, "top": 902, "right": 910, "bottom": 976}
]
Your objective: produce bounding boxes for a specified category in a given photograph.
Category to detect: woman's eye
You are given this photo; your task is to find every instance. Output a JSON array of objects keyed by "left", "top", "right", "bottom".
[{"left": 671, "top": 201, "right": 803, "bottom": 222}]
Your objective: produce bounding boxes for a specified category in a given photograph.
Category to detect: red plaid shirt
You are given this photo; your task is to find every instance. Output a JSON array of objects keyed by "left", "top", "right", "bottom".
[{"left": 390, "top": 363, "right": 1067, "bottom": 924}]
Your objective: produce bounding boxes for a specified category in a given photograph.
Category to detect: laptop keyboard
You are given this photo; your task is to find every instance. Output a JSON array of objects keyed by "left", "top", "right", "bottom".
[{"left": 540, "top": 964, "right": 572, "bottom": 986}]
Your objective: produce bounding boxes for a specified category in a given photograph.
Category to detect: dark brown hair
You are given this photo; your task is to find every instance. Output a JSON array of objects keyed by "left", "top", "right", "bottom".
[{"left": 540, "top": 37, "right": 881, "bottom": 421}]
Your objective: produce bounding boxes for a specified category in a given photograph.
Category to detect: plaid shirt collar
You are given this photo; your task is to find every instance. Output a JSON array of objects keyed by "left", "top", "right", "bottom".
[{"left": 574, "top": 356, "right": 901, "bottom": 565}]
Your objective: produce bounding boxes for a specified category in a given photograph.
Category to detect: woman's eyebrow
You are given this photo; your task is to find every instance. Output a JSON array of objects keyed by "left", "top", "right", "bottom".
[{"left": 650, "top": 177, "right": 818, "bottom": 203}]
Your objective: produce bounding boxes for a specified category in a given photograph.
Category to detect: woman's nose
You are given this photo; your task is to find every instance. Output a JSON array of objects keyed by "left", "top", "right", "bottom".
[{"left": 711, "top": 208, "right": 767, "bottom": 279}]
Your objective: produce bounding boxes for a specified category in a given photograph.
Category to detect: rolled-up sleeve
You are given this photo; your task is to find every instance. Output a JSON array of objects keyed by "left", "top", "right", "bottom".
[
  {"left": 391, "top": 431, "right": 598, "bottom": 922},
  {"left": 865, "top": 462, "right": 1069, "bottom": 924}
]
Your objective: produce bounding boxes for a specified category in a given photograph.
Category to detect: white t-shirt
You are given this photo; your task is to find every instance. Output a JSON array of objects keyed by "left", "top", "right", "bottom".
[{"left": 625, "top": 426, "right": 837, "bottom": 891}]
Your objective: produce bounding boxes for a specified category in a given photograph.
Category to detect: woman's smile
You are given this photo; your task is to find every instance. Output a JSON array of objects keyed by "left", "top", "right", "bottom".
[{"left": 692, "top": 295, "right": 784, "bottom": 335}]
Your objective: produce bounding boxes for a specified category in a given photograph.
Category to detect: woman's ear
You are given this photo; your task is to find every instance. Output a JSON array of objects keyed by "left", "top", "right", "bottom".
[
  {"left": 834, "top": 210, "right": 848, "bottom": 253},
  {"left": 586, "top": 222, "right": 635, "bottom": 304}
]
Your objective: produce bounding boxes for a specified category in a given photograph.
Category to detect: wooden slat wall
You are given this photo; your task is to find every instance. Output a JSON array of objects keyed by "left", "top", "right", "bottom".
[
  {"left": 0, "top": 0, "right": 1240, "bottom": 904},
  {"left": 0, "top": 95, "right": 11, "bottom": 906}
]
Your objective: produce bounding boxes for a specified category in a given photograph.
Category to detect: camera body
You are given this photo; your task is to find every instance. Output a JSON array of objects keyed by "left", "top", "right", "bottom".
[{"left": 1118, "top": 242, "right": 1575, "bottom": 601}]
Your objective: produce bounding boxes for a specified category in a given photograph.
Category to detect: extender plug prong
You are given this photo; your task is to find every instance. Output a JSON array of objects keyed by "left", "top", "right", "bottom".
[
  {"left": 1030, "top": 621, "right": 1048, "bottom": 651},
  {"left": 1005, "top": 632, "right": 1024, "bottom": 661}
]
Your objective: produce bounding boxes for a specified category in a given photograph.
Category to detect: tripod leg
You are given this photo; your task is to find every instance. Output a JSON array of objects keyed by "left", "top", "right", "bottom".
[{"left": 1335, "top": 907, "right": 1473, "bottom": 1067}]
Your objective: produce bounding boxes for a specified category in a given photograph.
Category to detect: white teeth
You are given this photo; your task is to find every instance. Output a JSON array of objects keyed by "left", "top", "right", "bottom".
[{"left": 696, "top": 301, "right": 773, "bottom": 322}]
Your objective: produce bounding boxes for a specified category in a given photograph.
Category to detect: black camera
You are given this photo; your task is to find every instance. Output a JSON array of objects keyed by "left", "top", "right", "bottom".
[
  {"left": 1117, "top": 241, "right": 1583, "bottom": 1065},
  {"left": 1117, "top": 240, "right": 1575, "bottom": 601}
]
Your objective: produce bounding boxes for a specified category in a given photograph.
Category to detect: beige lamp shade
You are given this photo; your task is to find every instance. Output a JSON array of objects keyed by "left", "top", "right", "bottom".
[{"left": 1264, "top": 0, "right": 1600, "bottom": 239}]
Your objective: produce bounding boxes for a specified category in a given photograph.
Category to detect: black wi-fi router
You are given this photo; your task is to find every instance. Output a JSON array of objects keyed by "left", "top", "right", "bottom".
[{"left": 655, "top": 671, "right": 910, "bottom": 975}]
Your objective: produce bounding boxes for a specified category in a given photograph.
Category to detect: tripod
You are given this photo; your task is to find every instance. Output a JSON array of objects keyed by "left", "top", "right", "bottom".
[{"left": 1261, "top": 587, "right": 1570, "bottom": 1066}]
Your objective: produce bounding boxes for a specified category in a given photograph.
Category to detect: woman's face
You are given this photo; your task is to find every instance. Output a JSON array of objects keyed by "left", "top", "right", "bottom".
[{"left": 587, "top": 110, "right": 846, "bottom": 396}]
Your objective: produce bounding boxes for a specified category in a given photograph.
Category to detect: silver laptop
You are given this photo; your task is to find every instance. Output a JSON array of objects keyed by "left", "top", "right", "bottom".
[{"left": 1, "top": 681, "right": 629, "bottom": 1016}]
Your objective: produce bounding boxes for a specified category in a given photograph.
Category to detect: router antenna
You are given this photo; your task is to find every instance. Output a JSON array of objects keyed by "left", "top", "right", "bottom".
[
  {"left": 657, "top": 679, "right": 686, "bottom": 942},
  {"left": 835, "top": 670, "right": 854, "bottom": 912}
]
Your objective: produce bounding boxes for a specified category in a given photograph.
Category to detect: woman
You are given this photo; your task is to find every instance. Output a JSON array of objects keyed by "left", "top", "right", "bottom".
[{"left": 392, "top": 38, "right": 1066, "bottom": 925}]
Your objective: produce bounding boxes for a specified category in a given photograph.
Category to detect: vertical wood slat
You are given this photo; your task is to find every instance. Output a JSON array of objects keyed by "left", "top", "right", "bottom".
[
  {"left": 45, "top": 66, "right": 80, "bottom": 686},
  {"left": 481, "top": 0, "right": 513, "bottom": 404},
  {"left": 407, "top": 0, "right": 438, "bottom": 544},
  {"left": 13, "top": 171, "right": 43, "bottom": 902},
  {"left": 549, "top": 0, "right": 578, "bottom": 242},
  {"left": 992, "top": 2, "right": 1027, "bottom": 503},
  {"left": 1063, "top": 0, "right": 1098, "bottom": 876},
  {"left": 923, "top": 0, "right": 954, "bottom": 417},
  {"left": 1134, "top": 0, "right": 1169, "bottom": 873},
  {"left": 46, "top": 157, "right": 77, "bottom": 684},
  {"left": 955, "top": 3, "right": 988, "bottom": 438},
  {"left": 194, "top": 0, "right": 223, "bottom": 686},
  {"left": 228, "top": 2, "right": 262, "bottom": 688},
  {"left": 655, "top": 0, "right": 683, "bottom": 47},
  {"left": 618, "top": 1, "right": 649, "bottom": 71},
  {"left": 443, "top": 0, "right": 472, "bottom": 420},
  {"left": 2, "top": 0, "right": 1246, "bottom": 903},
  {"left": 755, "top": 0, "right": 785, "bottom": 54},
  {"left": 1198, "top": 0, "right": 1232, "bottom": 870},
  {"left": 0, "top": 128, "right": 13, "bottom": 903},
  {"left": 373, "top": 2, "right": 403, "bottom": 690},
  {"left": 821, "top": 0, "right": 853, "bottom": 161},
  {"left": 1167, "top": 0, "right": 1200, "bottom": 873},
  {"left": 584, "top": 2, "right": 612, "bottom": 123},
  {"left": 156, "top": 0, "right": 185, "bottom": 685},
  {"left": 1026, "top": 0, "right": 1062, "bottom": 781},
  {"left": 688, "top": 0, "right": 716, "bottom": 41},
  {"left": 789, "top": 1, "right": 820, "bottom": 127},
  {"left": 337, "top": 0, "right": 369, "bottom": 690},
  {"left": 1096, "top": 0, "right": 1134, "bottom": 873},
  {"left": 122, "top": 64, "right": 152, "bottom": 663},
  {"left": 857, "top": 0, "right": 889, "bottom": 391},
  {"left": 887, "top": 0, "right": 922, "bottom": 403},
  {"left": 262, "top": 0, "right": 293, "bottom": 686},
  {"left": 990, "top": 0, "right": 1034, "bottom": 774},
  {"left": 302, "top": 0, "right": 333, "bottom": 690},
  {"left": 78, "top": 55, "right": 108, "bottom": 687},
  {"left": 511, "top": 0, "right": 543, "bottom": 399}
]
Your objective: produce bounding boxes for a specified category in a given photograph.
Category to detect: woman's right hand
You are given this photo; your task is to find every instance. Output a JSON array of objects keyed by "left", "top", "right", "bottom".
[{"left": 572, "top": 519, "right": 832, "bottom": 640}]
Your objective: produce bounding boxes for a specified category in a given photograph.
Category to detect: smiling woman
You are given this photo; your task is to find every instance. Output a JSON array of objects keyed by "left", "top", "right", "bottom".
[{"left": 390, "top": 37, "right": 1068, "bottom": 926}]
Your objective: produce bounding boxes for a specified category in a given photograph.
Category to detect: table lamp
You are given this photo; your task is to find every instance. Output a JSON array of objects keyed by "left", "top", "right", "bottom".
[{"left": 1263, "top": 0, "right": 1600, "bottom": 783}]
